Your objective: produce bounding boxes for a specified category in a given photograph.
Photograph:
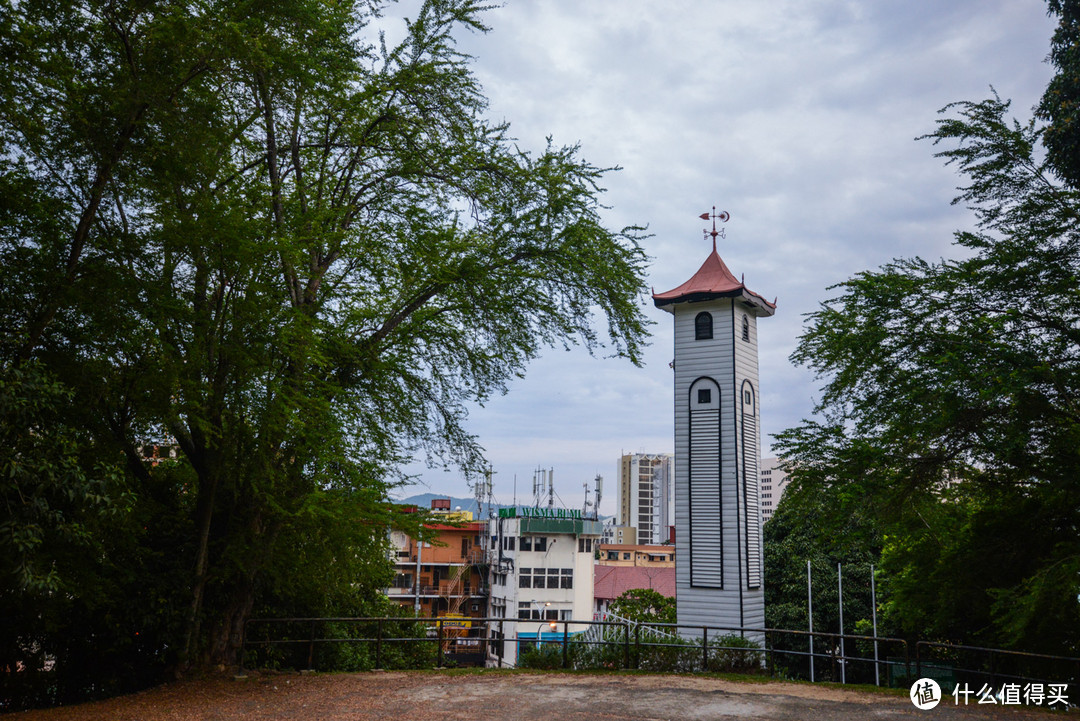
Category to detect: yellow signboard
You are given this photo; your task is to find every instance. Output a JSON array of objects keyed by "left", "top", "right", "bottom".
[{"left": 438, "top": 613, "right": 472, "bottom": 629}]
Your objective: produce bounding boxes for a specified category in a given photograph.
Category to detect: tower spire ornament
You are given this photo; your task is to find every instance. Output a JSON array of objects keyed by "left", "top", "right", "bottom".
[{"left": 699, "top": 207, "right": 730, "bottom": 251}]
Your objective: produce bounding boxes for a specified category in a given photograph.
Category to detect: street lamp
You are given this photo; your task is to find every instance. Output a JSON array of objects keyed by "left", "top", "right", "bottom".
[{"left": 532, "top": 601, "right": 553, "bottom": 646}]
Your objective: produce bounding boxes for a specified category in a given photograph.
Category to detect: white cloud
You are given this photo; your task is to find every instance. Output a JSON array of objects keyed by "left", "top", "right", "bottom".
[{"left": 400, "top": 0, "right": 1059, "bottom": 511}]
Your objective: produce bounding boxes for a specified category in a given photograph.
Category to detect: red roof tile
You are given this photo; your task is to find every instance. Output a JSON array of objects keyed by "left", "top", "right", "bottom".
[
  {"left": 653, "top": 246, "right": 776, "bottom": 314},
  {"left": 593, "top": 565, "right": 676, "bottom": 600}
]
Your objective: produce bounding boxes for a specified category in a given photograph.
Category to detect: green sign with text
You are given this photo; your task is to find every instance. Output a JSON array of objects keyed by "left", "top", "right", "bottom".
[{"left": 498, "top": 506, "right": 582, "bottom": 520}]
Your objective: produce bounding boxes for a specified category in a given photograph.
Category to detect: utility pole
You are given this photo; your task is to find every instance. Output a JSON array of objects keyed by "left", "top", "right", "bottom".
[
  {"left": 838, "top": 562, "right": 846, "bottom": 685},
  {"left": 871, "top": 563, "right": 880, "bottom": 686},
  {"left": 807, "top": 560, "right": 814, "bottom": 682}
]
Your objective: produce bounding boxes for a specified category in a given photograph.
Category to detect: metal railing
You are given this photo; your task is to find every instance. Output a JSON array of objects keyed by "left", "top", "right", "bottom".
[
  {"left": 239, "top": 615, "right": 1078, "bottom": 697},
  {"left": 239, "top": 616, "right": 910, "bottom": 681},
  {"left": 915, "top": 641, "right": 1080, "bottom": 701}
]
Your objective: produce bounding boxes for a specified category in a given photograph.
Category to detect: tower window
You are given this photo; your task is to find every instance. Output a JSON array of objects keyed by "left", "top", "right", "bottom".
[
  {"left": 695, "top": 312, "right": 713, "bottom": 340},
  {"left": 742, "top": 315, "right": 750, "bottom": 342},
  {"left": 698, "top": 389, "right": 712, "bottom": 404}
]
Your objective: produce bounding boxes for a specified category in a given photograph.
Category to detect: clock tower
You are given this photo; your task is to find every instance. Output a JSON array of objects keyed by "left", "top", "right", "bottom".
[{"left": 653, "top": 209, "right": 775, "bottom": 640}]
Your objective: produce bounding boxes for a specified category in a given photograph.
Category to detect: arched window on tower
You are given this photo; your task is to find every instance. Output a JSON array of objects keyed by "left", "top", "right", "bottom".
[
  {"left": 741, "top": 314, "right": 750, "bottom": 342},
  {"left": 695, "top": 312, "right": 713, "bottom": 340}
]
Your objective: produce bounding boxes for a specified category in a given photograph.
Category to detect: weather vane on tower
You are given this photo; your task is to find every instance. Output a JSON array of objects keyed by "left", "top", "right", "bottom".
[{"left": 700, "top": 206, "right": 729, "bottom": 251}]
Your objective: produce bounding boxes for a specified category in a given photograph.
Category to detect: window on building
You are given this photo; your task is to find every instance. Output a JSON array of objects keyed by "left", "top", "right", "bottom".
[
  {"left": 698, "top": 388, "right": 711, "bottom": 404},
  {"left": 622, "top": 553, "right": 631, "bottom": 560},
  {"left": 560, "top": 610, "right": 572, "bottom": 621},
  {"left": 742, "top": 314, "right": 750, "bottom": 342},
  {"left": 560, "top": 568, "right": 573, "bottom": 589},
  {"left": 534, "top": 537, "right": 548, "bottom": 552},
  {"left": 519, "top": 568, "right": 532, "bottom": 588},
  {"left": 520, "top": 536, "right": 533, "bottom": 551},
  {"left": 695, "top": 311, "right": 713, "bottom": 340}
]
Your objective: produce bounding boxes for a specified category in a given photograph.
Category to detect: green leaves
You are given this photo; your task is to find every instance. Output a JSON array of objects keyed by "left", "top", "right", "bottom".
[
  {"left": 609, "top": 588, "right": 677, "bottom": 625},
  {"left": 1, "top": 0, "right": 651, "bottom": 699},
  {"left": 776, "top": 88, "right": 1080, "bottom": 653}
]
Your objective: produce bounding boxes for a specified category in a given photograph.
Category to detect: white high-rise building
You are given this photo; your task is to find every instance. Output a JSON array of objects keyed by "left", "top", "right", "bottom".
[
  {"left": 653, "top": 210, "right": 775, "bottom": 640},
  {"left": 759, "top": 457, "right": 792, "bottom": 523},
  {"left": 617, "top": 453, "right": 674, "bottom": 546}
]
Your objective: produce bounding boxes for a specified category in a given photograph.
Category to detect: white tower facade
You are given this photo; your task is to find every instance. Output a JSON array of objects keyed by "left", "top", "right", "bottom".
[{"left": 653, "top": 211, "right": 775, "bottom": 639}]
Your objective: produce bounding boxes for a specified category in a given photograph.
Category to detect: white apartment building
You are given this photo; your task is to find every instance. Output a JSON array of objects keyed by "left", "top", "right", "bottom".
[
  {"left": 759, "top": 456, "right": 792, "bottom": 523},
  {"left": 485, "top": 507, "right": 602, "bottom": 667},
  {"left": 617, "top": 453, "right": 674, "bottom": 546}
]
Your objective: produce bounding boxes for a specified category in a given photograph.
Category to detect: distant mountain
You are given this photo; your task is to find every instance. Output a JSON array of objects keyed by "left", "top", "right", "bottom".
[{"left": 395, "top": 492, "right": 484, "bottom": 514}]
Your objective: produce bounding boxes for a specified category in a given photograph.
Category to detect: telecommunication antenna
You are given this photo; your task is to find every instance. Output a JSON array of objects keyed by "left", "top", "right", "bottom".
[
  {"left": 475, "top": 467, "right": 493, "bottom": 519},
  {"left": 547, "top": 468, "right": 555, "bottom": 510},
  {"left": 594, "top": 473, "right": 603, "bottom": 520}
]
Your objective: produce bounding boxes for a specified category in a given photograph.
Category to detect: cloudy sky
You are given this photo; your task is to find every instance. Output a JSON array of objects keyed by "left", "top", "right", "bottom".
[{"left": 395, "top": 0, "right": 1058, "bottom": 514}]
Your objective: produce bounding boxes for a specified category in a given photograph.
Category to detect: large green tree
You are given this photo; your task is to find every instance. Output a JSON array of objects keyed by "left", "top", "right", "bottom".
[
  {"left": 0, "top": 0, "right": 650, "bottom": 704},
  {"left": 775, "top": 89, "right": 1080, "bottom": 654}
]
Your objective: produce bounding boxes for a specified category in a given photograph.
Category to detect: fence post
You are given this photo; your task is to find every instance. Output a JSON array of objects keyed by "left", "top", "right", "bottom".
[
  {"left": 622, "top": 623, "right": 630, "bottom": 670},
  {"left": 562, "top": 622, "right": 569, "bottom": 669},
  {"left": 904, "top": 640, "right": 910, "bottom": 688},
  {"left": 307, "top": 620, "right": 316, "bottom": 671},
  {"left": 437, "top": 619, "right": 444, "bottom": 668},
  {"left": 831, "top": 636, "right": 838, "bottom": 682},
  {"left": 766, "top": 630, "right": 774, "bottom": 677},
  {"left": 634, "top": 624, "right": 641, "bottom": 670},
  {"left": 237, "top": 618, "right": 247, "bottom": 676},
  {"left": 702, "top": 627, "right": 709, "bottom": 672},
  {"left": 375, "top": 618, "right": 383, "bottom": 670}
]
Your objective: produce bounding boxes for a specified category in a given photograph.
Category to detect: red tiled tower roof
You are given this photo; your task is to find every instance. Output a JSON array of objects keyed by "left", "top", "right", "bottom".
[{"left": 652, "top": 245, "right": 776, "bottom": 315}]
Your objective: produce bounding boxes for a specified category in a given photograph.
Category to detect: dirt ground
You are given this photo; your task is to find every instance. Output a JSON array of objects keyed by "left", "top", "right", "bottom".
[{"left": 6, "top": 671, "right": 1066, "bottom": 720}]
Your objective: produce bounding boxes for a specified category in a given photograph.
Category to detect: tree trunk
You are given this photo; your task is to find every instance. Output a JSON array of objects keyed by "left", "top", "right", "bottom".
[{"left": 178, "top": 472, "right": 219, "bottom": 675}]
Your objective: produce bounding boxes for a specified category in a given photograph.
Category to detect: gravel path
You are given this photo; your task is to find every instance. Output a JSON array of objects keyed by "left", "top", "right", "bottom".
[{"left": 8, "top": 671, "right": 1061, "bottom": 720}]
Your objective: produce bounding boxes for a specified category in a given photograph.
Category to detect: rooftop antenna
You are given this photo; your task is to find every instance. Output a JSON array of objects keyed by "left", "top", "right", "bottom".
[
  {"left": 594, "top": 473, "right": 603, "bottom": 520},
  {"left": 475, "top": 466, "right": 493, "bottom": 519},
  {"left": 547, "top": 467, "right": 555, "bottom": 510},
  {"left": 583, "top": 479, "right": 591, "bottom": 518}
]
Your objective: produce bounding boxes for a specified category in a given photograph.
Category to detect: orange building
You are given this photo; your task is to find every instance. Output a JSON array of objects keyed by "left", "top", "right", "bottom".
[{"left": 386, "top": 500, "right": 488, "bottom": 620}]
